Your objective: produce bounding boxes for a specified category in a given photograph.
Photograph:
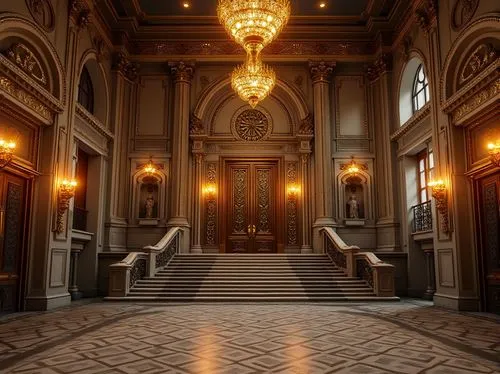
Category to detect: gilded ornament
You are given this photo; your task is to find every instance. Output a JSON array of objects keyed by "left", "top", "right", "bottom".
[
  {"left": 206, "top": 163, "right": 217, "bottom": 246},
  {"left": 459, "top": 44, "right": 497, "bottom": 85},
  {"left": 452, "top": 79, "right": 500, "bottom": 122},
  {"left": 286, "top": 163, "right": 298, "bottom": 245},
  {"left": 5, "top": 43, "right": 47, "bottom": 87}
]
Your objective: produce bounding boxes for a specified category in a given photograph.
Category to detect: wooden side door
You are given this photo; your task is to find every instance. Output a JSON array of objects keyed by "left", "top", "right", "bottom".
[
  {"left": 225, "top": 161, "right": 278, "bottom": 253},
  {"left": 0, "top": 172, "right": 26, "bottom": 312},
  {"left": 477, "top": 172, "right": 500, "bottom": 314}
]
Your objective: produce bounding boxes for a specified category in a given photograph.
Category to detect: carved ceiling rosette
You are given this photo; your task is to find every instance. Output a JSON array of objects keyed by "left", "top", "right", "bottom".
[{"left": 309, "top": 61, "right": 335, "bottom": 83}]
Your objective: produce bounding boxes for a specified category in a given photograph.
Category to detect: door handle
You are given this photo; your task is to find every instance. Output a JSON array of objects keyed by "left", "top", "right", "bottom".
[
  {"left": 0, "top": 210, "right": 4, "bottom": 236},
  {"left": 252, "top": 224, "right": 256, "bottom": 236},
  {"left": 247, "top": 224, "right": 252, "bottom": 237}
]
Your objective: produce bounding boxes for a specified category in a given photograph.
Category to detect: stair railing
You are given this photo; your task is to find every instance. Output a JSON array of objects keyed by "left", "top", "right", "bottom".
[
  {"left": 321, "top": 227, "right": 396, "bottom": 297},
  {"left": 107, "top": 226, "right": 183, "bottom": 298}
]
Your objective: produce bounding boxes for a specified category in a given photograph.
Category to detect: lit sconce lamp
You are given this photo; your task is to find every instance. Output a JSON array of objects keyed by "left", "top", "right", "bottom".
[
  {"left": 342, "top": 157, "right": 367, "bottom": 176},
  {"left": 56, "top": 179, "right": 77, "bottom": 234},
  {"left": 487, "top": 141, "right": 500, "bottom": 167},
  {"left": 287, "top": 184, "right": 300, "bottom": 196},
  {"left": 0, "top": 138, "right": 16, "bottom": 168},
  {"left": 203, "top": 184, "right": 216, "bottom": 197},
  {"left": 428, "top": 179, "right": 449, "bottom": 233},
  {"left": 143, "top": 158, "right": 157, "bottom": 176}
]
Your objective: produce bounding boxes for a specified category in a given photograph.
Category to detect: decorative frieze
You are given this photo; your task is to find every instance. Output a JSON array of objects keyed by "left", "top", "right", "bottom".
[
  {"left": 26, "top": 0, "right": 55, "bottom": 32},
  {"left": 112, "top": 52, "right": 139, "bottom": 82},
  {"left": 0, "top": 75, "right": 52, "bottom": 121},
  {"left": 5, "top": 43, "right": 47, "bottom": 88},
  {"left": 309, "top": 61, "right": 335, "bottom": 83},
  {"left": 169, "top": 61, "right": 195, "bottom": 83},
  {"left": 135, "top": 41, "right": 374, "bottom": 58},
  {"left": 452, "top": 79, "right": 500, "bottom": 123}
]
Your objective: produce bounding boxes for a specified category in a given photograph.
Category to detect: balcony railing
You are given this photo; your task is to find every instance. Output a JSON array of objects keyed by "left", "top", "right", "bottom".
[
  {"left": 73, "top": 207, "right": 88, "bottom": 231},
  {"left": 412, "top": 201, "right": 432, "bottom": 233}
]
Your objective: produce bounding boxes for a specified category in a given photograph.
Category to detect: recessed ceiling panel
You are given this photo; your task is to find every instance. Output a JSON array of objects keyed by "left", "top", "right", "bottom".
[{"left": 138, "top": 0, "right": 369, "bottom": 17}]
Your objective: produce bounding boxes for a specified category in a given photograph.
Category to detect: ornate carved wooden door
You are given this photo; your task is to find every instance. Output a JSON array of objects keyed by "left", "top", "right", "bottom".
[
  {"left": 0, "top": 172, "right": 26, "bottom": 312},
  {"left": 225, "top": 161, "right": 278, "bottom": 253},
  {"left": 477, "top": 172, "right": 500, "bottom": 314}
]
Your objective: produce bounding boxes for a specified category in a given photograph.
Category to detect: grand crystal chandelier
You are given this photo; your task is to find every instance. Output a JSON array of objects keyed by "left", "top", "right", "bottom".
[{"left": 217, "top": 0, "right": 291, "bottom": 107}]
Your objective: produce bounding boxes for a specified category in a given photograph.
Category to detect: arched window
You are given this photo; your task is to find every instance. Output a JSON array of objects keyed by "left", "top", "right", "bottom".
[
  {"left": 78, "top": 66, "right": 94, "bottom": 114},
  {"left": 412, "top": 64, "right": 429, "bottom": 113}
]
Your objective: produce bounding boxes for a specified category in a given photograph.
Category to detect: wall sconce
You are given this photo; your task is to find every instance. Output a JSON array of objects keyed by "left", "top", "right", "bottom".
[
  {"left": 0, "top": 138, "right": 16, "bottom": 168},
  {"left": 55, "top": 179, "right": 77, "bottom": 234},
  {"left": 341, "top": 157, "right": 368, "bottom": 176},
  {"left": 487, "top": 141, "right": 500, "bottom": 167},
  {"left": 428, "top": 179, "right": 449, "bottom": 233},
  {"left": 144, "top": 158, "right": 157, "bottom": 176},
  {"left": 203, "top": 184, "right": 216, "bottom": 197},
  {"left": 287, "top": 184, "right": 300, "bottom": 196}
]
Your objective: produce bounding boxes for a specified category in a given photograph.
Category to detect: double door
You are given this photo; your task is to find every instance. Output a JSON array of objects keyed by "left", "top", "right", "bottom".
[
  {"left": 225, "top": 160, "right": 279, "bottom": 253},
  {"left": 0, "top": 172, "right": 27, "bottom": 312}
]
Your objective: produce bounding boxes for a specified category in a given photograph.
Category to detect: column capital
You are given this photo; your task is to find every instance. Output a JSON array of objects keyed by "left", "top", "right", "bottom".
[
  {"left": 169, "top": 61, "right": 195, "bottom": 83},
  {"left": 309, "top": 61, "right": 336, "bottom": 83},
  {"left": 366, "top": 53, "right": 393, "bottom": 82},
  {"left": 112, "top": 52, "right": 139, "bottom": 82},
  {"left": 190, "top": 115, "right": 205, "bottom": 135},
  {"left": 414, "top": 0, "right": 438, "bottom": 36}
]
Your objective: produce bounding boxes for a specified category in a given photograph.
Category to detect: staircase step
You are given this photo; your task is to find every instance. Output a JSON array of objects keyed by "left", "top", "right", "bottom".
[{"left": 109, "top": 296, "right": 399, "bottom": 302}]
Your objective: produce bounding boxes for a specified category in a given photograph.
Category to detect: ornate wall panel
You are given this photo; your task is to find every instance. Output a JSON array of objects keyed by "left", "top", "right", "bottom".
[
  {"left": 205, "top": 163, "right": 217, "bottom": 245},
  {"left": 286, "top": 162, "right": 298, "bottom": 246},
  {"left": 256, "top": 169, "right": 271, "bottom": 233},
  {"left": 232, "top": 169, "right": 247, "bottom": 233}
]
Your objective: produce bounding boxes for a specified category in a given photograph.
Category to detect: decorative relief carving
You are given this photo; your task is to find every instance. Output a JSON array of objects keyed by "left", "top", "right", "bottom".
[
  {"left": 459, "top": 44, "right": 497, "bottom": 85},
  {"left": 91, "top": 34, "right": 109, "bottom": 63},
  {"left": 0, "top": 76, "right": 52, "bottom": 121},
  {"left": 287, "top": 163, "right": 298, "bottom": 246},
  {"left": 451, "top": 0, "right": 479, "bottom": 31},
  {"left": 235, "top": 110, "right": 269, "bottom": 141},
  {"left": 112, "top": 52, "right": 139, "bottom": 82},
  {"left": 206, "top": 163, "right": 217, "bottom": 245},
  {"left": 5, "top": 43, "right": 47, "bottom": 87},
  {"left": 69, "top": 0, "right": 91, "bottom": 29},
  {"left": 452, "top": 79, "right": 500, "bottom": 123},
  {"left": 294, "top": 75, "right": 303, "bottom": 89},
  {"left": 169, "top": 61, "right": 195, "bottom": 83},
  {"left": 309, "top": 61, "right": 335, "bottom": 83},
  {"left": 298, "top": 114, "right": 314, "bottom": 135},
  {"left": 3, "top": 183, "right": 22, "bottom": 273},
  {"left": 136, "top": 41, "right": 374, "bottom": 57},
  {"left": 257, "top": 170, "right": 270, "bottom": 233},
  {"left": 233, "top": 169, "right": 246, "bottom": 233},
  {"left": 200, "top": 76, "right": 210, "bottom": 90},
  {"left": 26, "top": 0, "right": 55, "bottom": 32},
  {"left": 483, "top": 182, "right": 499, "bottom": 271},
  {"left": 400, "top": 36, "right": 413, "bottom": 62},
  {"left": 190, "top": 115, "right": 204, "bottom": 135},
  {"left": 415, "top": 0, "right": 438, "bottom": 35},
  {"left": 367, "top": 53, "right": 392, "bottom": 82}
]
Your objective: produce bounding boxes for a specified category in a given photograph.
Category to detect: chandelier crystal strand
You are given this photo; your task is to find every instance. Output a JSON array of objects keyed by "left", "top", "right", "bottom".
[
  {"left": 232, "top": 62, "right": 276, "bottom": 108},
  {"left": 217, "top": 0, "right": 291, "bottom": 51}
]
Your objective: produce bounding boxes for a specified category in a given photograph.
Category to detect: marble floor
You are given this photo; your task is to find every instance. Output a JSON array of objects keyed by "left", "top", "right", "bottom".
[{"left": 0, "top": 300, "right": 499, "bottom": 373}]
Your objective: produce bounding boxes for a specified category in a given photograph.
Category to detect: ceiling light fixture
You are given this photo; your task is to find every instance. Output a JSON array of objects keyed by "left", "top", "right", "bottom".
[
  {"left": 319, "top": 2, "right": 326, "bottom": 8},
  {"left": 217, "top": 0, "right": 291, "bottom": 107},
  {"left": 183, "top": 2, "right": 190, "bottom": 8}
]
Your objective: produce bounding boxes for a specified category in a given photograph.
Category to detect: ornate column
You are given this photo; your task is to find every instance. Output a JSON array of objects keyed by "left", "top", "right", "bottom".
[
  {"left": 367, "top": 54, "right": 400, "bottom": 251},
  {"left": 309, "top": 62, "right": 336, "bottom": 251},
  {"left": 190, "top": 116, "right": 206, "bottom": 253},
  {"left": 298, "top": 115, "right": 314, "bottom": 253},
  {"left": 168, "top": 62, "right": 195, "bottom": 244}
]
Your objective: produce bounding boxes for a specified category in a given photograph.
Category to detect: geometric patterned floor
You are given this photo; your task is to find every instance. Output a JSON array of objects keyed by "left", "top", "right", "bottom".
[{"left": 0, "top": 300, "right": 499, "bottom": 373}]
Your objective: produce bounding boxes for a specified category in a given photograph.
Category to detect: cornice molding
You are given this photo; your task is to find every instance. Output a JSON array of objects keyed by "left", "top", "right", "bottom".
[
  {"left": 75, "top": 104, "right": 114, "bottom": 139},
  {"left": 390, "top": 103, "right": 431, "bottom": 141}
]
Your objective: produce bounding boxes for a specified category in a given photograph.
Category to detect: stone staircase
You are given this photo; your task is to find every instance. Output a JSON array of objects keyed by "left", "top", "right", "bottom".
[{"left": 124, "top": 254, "right": 398, "bottom": 302}]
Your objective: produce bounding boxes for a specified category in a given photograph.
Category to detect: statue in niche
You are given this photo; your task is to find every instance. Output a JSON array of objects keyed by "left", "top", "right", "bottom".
[
  {"left": 347, "top": 195, "right": 359, "bottom": 219},
  {"left": 145, "top": 194, "right": 155, "bottom": 218}
]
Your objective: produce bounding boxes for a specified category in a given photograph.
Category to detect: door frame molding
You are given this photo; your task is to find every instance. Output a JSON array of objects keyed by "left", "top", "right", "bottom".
[{"left": 219, "top": 156, "right": 285, "bottom": 253}]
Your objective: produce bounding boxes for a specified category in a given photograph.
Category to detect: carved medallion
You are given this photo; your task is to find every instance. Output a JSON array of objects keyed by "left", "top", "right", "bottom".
[
  {"left": 459, "top": 44, "right": 497, "bottom": 86},
  {"left": 26, "top": 0, "right": 55, "bottom": 32},
  {"left": 235, "top": 109, "right": 269, "bottom": 141},
  {"left": 451, "top": 0, "right": 479, "bottom": 31},
  {"left": 5, "top": 43, "right": 47, "bottom": 87}
]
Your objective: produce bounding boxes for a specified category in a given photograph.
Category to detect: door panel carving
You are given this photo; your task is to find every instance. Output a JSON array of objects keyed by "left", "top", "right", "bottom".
[{"left": 225, "top": 161, "right": 279, "bottom": 253}]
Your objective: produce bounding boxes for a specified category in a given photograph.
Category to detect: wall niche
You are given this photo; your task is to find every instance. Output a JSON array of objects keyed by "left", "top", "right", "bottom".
[{"left": 132, "top": 162, "right": 167, "bottom": 226}]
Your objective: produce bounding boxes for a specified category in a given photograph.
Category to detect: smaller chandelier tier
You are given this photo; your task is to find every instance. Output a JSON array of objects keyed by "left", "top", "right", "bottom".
[
  {"left": 217, "top": 0, "right": 291, "bottom": 52},
  {"left": 232, "top": 61, "right": 276, "bottom": 108}
]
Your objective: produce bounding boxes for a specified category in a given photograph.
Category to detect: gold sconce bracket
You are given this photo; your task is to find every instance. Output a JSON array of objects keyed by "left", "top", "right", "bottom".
[
  {"left": 55, "top": 180, "right": 77, "bottom": 234},
  {"left": 340, "top": 158, "right": 368, "bottom": 176},
  {"left": 429, "top": 180, "right": 449, "bottom": 233},
  {"left": 487, "top": 142, "right": 500, "bottom": 167},
  {"left": 0, "top": 139, "right": 17, "bottom": 169}
]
